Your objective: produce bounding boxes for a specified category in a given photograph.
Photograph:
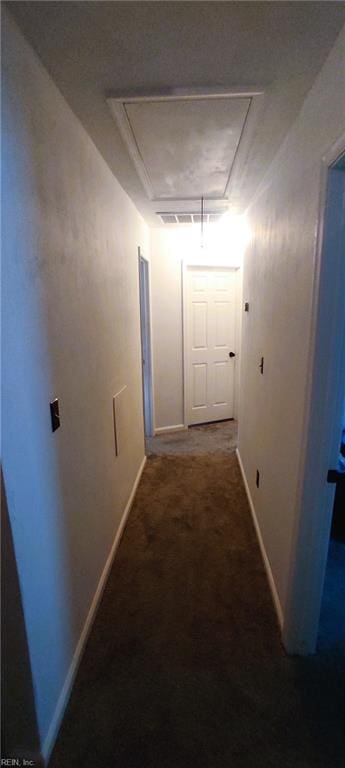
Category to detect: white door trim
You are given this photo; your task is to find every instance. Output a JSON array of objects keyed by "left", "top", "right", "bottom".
[
  {"left": 138, "top": 248, "right": 155, "bottom": 438},
  {"left": 283, "top": 133, "right": 345, "bottom": 655},
  {"left": 182, "top": 261, "right": 240, "bottom": 428}
]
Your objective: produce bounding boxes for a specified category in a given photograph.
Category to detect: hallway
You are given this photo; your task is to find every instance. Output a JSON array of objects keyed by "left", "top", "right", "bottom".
[
  {"left": 2, "top": 4, "right": 345, "bottom": 765},
  {"left": 49, "top": 425, "right": 345, "bottom": 768}
]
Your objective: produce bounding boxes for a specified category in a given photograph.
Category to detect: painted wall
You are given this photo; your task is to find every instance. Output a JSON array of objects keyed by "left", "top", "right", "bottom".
[
  {"left": 2, "top": 11, "right": 148, "bottom": 759},
  {"left": 150, "top": 227, "right": 243, "bottom": 431},
  {"left": 238, "top": 24, "right": 345, "bottom": 631}
]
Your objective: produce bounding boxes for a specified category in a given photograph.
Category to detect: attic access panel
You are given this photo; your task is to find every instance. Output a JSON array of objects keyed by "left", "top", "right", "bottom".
[{"left": 107, "top": 91, "right": 262, "bottom": 202}]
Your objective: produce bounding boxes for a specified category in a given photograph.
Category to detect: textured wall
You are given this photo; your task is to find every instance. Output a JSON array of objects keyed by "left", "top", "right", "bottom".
[
  {"left": 2, "top": 10, "right": 148, "bottom": 755},
  {"left": 150, "top": 230, "right": 185, "bottom": 430},
  {"left": 238, "top": 24, "right": 345, "bottom": 625}
]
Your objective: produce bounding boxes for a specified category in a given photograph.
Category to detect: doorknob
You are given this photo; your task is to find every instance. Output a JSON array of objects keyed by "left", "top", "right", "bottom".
[{"left": 229, "top": 352, "right": 236, "bottom": 358}]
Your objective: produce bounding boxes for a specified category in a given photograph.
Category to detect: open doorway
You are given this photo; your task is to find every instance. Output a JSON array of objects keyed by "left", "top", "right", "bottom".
[
  {"left": 284, "top": 140, "right": 345, "bottom": 655},
  {"left": 318, "top": 395, "right": 345, "bottom": 655},
  {"left": 138, "top": 248, "right": 154, "bottom": 439},
  {"left": 314, "top": 148, "right": 345, "bottom": 656}
]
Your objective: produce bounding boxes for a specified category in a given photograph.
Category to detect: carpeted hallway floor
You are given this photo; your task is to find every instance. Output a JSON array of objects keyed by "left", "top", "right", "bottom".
[
  {"left": 145, "top": 419, "right": 238, "bottom": 456},
  {"left": 49, "top": 431, "right": 345, "bottom": 768}
]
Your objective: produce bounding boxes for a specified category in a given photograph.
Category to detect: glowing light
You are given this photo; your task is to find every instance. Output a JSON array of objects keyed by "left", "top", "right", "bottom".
[{"left": 200, "top": 212, "right": 251, "bottom": 265}]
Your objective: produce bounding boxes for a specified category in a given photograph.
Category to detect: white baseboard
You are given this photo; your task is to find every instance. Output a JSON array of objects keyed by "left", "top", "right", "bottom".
[
  {"left": 154, "top": 424, "right": 187, "bottom": 435},
  {"left": 41, "top": 455, "right": 147, "bottom": 765},
  {"left": 236, "top": 449, "right": 284, "bottom": 629}
]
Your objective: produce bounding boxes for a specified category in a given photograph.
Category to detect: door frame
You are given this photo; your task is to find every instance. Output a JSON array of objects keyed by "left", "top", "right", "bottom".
[
  {"left": 283, "top": 133, "right": 345, "bottom": 655},
  {"left": 138, "top": 248, "right": 154, "bottom": 438},
  {"left": 182, "top": 262, "right": 241, "bottom": 428}
]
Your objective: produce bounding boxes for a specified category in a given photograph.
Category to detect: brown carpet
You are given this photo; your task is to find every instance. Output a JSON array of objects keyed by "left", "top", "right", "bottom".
[
  {"left": 145, "top": 419, "right": 238, "bottom": 456},
  {"left": 49, "top": 453, "right": 345, "bottom": 768}
]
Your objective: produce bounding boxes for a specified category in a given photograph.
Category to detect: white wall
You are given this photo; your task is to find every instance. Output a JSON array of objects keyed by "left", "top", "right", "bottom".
[
  {"left": 150, "top": 227, "right": 243, "bottom": 431},
  {"left": 150, "top": 229, "right": 185, "bottom": 430},
  {"left": 238, "top": 24, "right": 345, "bottom": 638},
  {"left": 2, "top": 11, "right": 148, "bottom": 760}
]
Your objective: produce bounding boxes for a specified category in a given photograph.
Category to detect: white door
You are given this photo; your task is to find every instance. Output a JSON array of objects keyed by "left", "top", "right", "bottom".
[{"left": 185, "top": 267, "right": 237, "bottom": 425}]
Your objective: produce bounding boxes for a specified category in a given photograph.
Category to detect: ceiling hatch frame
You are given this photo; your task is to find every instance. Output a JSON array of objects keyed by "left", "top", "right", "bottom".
[{"left": 107, "top": 88, "right": 265, "bottom": 203}]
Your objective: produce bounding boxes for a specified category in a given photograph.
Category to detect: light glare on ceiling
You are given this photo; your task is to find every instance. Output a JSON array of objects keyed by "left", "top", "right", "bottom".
[{"left": 195, "top": 211, "right": 251, "bottom": 263}]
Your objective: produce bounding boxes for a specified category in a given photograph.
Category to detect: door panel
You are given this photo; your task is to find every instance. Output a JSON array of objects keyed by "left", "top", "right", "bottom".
[
  {"left": 193, "top": 274, "right": 208, "bottom": 292},
  {"left": 192, "top": 302, "right": 208, "bottom": 349},
  {"left": 214, "top": 361, "right": 229, "bottom": 404},
  {"left": 193, "top": 363, "right": 207, "bottom": 408},
  {"left": 185, "top": 267, "right": 237, "bottom": 425},
  {"left": 215, "top": 302, "right": 229, "bottom": 347}
]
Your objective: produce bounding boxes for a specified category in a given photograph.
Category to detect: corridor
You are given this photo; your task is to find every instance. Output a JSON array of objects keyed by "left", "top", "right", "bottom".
[
  {"left": 2, "top": 3, "right": 345, "bottom": 766},
  {"left": 49, "top": 424, "right": 345, "bottom": 767}
]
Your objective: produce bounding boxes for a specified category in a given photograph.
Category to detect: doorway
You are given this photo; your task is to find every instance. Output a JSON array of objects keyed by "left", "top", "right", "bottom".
[
  {"left": 183, "top": 266, "right": 239, "bottom": 427},
  {"left": 138, "top": 248, "right": 154, "bottom": 438},
  {"left": 318, "top": 386, "right": 345, "bottom": 654},
  {"left": 284, "top": 140, "right": 345, "bottom": 655}
]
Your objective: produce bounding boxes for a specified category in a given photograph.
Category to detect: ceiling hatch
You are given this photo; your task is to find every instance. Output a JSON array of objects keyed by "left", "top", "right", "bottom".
[{"left": 107, "top": 90, "right": 263, "bottom": 203}]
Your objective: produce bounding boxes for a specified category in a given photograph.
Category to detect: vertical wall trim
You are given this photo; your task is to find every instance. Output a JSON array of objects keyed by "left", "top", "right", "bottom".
[
  {"left": 182, "top": 260, "right": 188, "bottom": 429},
  {"left": 138, "top": 247, "right": 154, "bottom": 438}
]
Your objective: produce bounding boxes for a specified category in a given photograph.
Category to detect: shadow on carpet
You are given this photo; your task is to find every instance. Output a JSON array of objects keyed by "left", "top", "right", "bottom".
[{"left": 49, "top": 453, "right": 345, "bottom": 768}]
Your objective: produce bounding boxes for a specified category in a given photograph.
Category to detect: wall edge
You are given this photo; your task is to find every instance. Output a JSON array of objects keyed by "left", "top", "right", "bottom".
[
  {"left": 41, "top": 455, "right": 147, "bottom": 764},
  {"left": 236, "top": 448, "right": 284, "bottom": 631}
]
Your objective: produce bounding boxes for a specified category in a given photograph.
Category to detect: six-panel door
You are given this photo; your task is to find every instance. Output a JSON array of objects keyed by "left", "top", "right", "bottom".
[{"left": 185, "top": 267, "right": 237, "bottom": 425}]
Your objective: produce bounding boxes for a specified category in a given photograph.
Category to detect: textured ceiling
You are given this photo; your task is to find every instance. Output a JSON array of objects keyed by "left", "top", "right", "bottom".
[
  {"left": 7, "top": 1, "right": 345, "bottom": 226},
  {"left": 108, "top": 94, "right": 254, "bottom": 201}
]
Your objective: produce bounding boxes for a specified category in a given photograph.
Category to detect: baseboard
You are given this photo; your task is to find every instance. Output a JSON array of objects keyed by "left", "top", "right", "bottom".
[
  {"left": 154, "top": 424, "right": 187, "bottom": 435},
  {"left": 236, "top": 449, "right": 284, "bottom": 629},
  {"left": 41, "top": 455, "right": 147, "bottom": 765}
]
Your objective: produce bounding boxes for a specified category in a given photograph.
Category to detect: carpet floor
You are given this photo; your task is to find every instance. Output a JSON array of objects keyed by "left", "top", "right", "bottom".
[
  {"left": 49, "top": 452, "right": 345, "bottom": 768},
  {"left": 146, "top": 419, "right": 238, "bottom": 456}
]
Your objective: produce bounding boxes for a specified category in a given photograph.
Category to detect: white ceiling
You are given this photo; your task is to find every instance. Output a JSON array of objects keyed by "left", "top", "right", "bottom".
[{"left": 7, "top": 1, "right": 345, "bottom": 226}]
